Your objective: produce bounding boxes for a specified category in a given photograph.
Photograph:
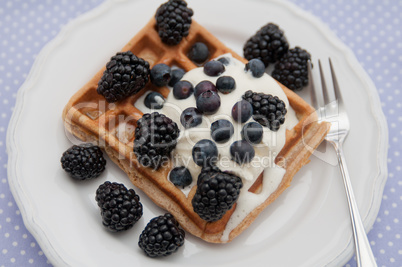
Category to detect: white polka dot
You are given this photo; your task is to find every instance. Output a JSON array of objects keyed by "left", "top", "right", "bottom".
[{"left": 378, "top": 233, "right": 383, "bottom": 238}]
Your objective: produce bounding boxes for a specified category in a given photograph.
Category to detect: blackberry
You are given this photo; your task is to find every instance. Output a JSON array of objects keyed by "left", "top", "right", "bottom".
[
  {"left": 192, "top": 168, "right": 243, "bottom": 222},
  {"left": 272, "top": 47, "right": 311, "bottom": 91},
  {"left": 242, "top": 90, "right": 287, "bottom": 131},
  {"left": 134, "top": 112, "right": 180, "bottom": 169},
  {"left": 60, "top": 143, "right": 106, "bottom": 180},
  {"left": 138, "top": 213, "right": 185, "bottom": 257},
  {"left": 97, "top": 51, "right": 150, "bottom": 102},
  {"left": 155, "top": 0, "right": 194, "bottom": 45},
  {"left": 95, "top": 181, "right": 143, "bottom": 232},
  {"left": 243, "top": 23, "right": 289, "bottom": 67}
]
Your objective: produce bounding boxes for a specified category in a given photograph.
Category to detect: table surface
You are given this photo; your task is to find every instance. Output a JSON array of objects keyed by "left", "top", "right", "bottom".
[{"left": 1, "top": 0, "right": 401, "bottom": 266}]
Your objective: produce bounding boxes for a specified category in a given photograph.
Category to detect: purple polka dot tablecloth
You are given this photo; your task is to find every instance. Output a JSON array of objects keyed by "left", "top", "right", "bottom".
[{"left": 0, "top": 0, "right": 401, "bottom": 266}]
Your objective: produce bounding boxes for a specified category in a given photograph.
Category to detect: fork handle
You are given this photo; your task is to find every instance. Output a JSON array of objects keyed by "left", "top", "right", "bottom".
[{"left": 332, "top": 140, "right": 377, "bottom": 267}]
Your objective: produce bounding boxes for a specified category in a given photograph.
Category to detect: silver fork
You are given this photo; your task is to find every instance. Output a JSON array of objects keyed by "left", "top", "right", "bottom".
[{"left": 308, "top": 59, "right": 377, "bottom": 267}]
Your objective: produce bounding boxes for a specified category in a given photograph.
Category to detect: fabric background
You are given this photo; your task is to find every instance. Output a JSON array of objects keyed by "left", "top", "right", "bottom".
[{"left": 0, "top": 0, "right": 401, "bottom": 266}]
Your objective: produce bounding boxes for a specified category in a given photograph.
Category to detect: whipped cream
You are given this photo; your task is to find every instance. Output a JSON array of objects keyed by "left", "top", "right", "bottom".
[{"left": 135, "top": 54, "right": 299, "bottom": 242}]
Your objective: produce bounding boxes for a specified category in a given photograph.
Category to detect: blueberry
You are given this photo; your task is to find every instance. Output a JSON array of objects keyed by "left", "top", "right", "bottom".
[
  {"left": 245, "top": 59, "right": 265, "bottom": 78},
  {"left": 150, "top": 63, "right": 171, "bottom": 86},
  {"left": 188, "top": 42, "right": 209, "bottom": 64},
  {"left": 144, "top": 91, "right": 165, "bottom": 109},
  {"left": 196, "top": 90, "right": 221, "bottom": 115},
  {"left": 194, "top": 80, "right": 217, "bottom": 98},
  {"left": 241, "top": 122, "right": 263, "bottom": 144},
  {"left": 203, "top": 60, "right": 225, "bottom": 76},
  {"left": 180, "top": 107, "right": 202, "bottom": 129},
  {"left": 168, "top": 68, "right": 186, "bottom": 87},
  {"left": 173, "top": 80, "right": 194, "bottom": 99},
  {"left": 210, "top": 119, "right": 234, "bottom": 143},
  {"left": 231, "top": 100, "right": 253, "bottom": 123},
  {"left": 217, "top": 57, "right": 230, "bottom": 66},
  {"left": 230, "top": 140, "right": 255, "bottom": 164},
  {"left": 192, "top": 139, "right": 218, "bottom": 167},
  {"left": 216, "top": 76, "right": 236, "bottom": 94},
  {"left": 169, "top": 166, "right": 193, "bottom": 188}
]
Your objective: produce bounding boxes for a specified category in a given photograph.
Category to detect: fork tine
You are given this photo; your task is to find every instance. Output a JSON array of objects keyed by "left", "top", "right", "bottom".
[
  {"left": 328, "top": 58, "right": 343, "bottom": 105},
  {"left": 318, "top": 60, "right": 331, "bottom": 106},
  {"left": 307, "top": 60, "right": 319, "bottom": 110}
]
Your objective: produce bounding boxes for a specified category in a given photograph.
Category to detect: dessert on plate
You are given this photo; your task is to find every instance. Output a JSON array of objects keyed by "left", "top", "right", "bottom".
[{"left": 62, "top": 0, "right": 329, "bottom": 244}]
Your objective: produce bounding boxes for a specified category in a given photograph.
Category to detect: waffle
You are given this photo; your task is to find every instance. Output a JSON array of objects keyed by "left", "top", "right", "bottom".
[{"left": 62, "top": 17, "right": 330, "bottom": 243}]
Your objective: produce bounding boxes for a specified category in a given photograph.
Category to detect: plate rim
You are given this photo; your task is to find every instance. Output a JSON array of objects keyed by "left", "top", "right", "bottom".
[{"left": 6, "top": 0, "right": 388, "bottom": 266}]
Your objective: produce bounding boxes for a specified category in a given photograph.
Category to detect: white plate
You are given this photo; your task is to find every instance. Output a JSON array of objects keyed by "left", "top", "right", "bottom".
[{"left": 7, "top": 0, "right": 388, "bottom": 266}]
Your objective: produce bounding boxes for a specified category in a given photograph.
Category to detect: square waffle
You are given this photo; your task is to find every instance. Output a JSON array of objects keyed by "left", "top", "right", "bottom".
[{"left": 62, "top": 17, "right": 330, "bottom": 243}]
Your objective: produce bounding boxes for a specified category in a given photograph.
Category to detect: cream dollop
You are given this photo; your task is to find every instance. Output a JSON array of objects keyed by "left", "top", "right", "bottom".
[{"left": 135, "top": 54, "right": 299, "bottom": 241}]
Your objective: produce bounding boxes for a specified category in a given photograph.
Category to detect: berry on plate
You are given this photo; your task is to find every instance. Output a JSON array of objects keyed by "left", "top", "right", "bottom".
[
  {"left": 138, "top": 213, "right": 185, "bottom": 257},
  {"left": 95, "top": 181, "right": 143, "bottom": 232},
  {"left": 61, "top": 143, "right": 106, "bottom": 180}
]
